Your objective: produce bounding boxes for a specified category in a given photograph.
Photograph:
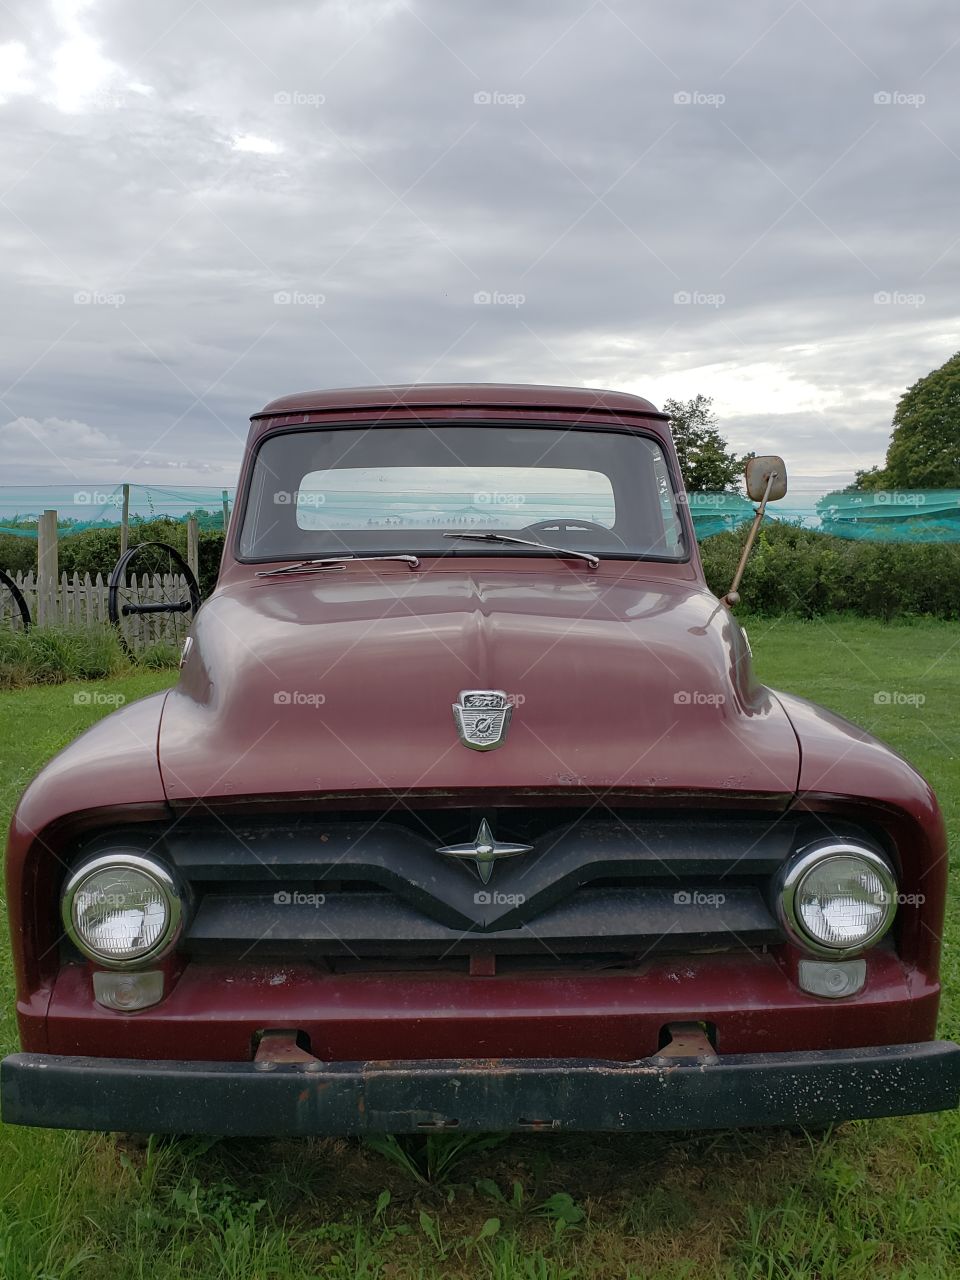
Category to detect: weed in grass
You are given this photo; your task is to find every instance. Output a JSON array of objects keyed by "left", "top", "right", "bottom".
[
  {"left": 136, "top": 640, "right": 181, "bottom": 670},
  {"left": 476, "top": 1178, "right": 585, "bottom": 1229},
  {"left": 417, "top": 1208, "right": 448, "bottom": 1259},
  {"left": 478, "top": 1234, "right": 579, "bottom": 1280},
  {"left": 364, "top": 1132, "right": 509, "bottom": 1188},
  {"left": 373, "top": 1188, "right": 391, "bottom": 1221}
]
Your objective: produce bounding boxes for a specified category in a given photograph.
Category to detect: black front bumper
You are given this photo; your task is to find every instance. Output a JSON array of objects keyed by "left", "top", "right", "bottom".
[{"left": 4, "top": 1040, "right": 960, "bottom": 1135}]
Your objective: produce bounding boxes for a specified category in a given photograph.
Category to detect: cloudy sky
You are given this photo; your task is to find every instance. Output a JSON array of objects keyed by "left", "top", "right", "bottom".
[{"left": 0, "top": 0, "right": 958, "bottom": 497}]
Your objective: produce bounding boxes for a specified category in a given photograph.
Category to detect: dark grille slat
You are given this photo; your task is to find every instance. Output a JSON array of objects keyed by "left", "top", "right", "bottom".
[
  {"left": 187, "top": 885, "right": 780, "bottom": 955},
  {"left": 166, "top": 817, "right": 793, "bottom": 883}
]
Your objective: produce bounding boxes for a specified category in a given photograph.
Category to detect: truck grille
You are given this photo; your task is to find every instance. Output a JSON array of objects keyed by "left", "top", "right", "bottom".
[{"left": 144, "top": 809, "right": 800, "bottom": 967}]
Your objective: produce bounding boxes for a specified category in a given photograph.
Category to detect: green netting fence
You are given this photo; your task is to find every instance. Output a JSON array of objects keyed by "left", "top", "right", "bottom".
[
  {"left": 2, "top": 485, "right": 960, "bottom": 543},
  {"left": 687, "top": 490, "right": 960, "bottom": 541},
  {"left": 0, "top": 487, "right": 231, "bottom": 538}
]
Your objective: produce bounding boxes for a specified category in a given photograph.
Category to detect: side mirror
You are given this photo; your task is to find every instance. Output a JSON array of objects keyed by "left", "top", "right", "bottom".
[
  {"left": 744, "top": 455, "right": 787, "bottom": 503},
  {"left": 724, "top": 454, "right": 788, "bottom": 607}
]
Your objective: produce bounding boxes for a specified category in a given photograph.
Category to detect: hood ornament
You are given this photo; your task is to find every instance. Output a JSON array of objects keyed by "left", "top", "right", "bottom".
[
  {"left": 453, "top": 689, "right": 513, "bottom": 751},
  {"left": 437, "top": 818, "right": 533, "bottom": 884}
]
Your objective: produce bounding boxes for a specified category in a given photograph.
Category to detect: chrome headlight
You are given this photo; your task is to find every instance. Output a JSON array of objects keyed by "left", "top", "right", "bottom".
[
  {"left": 62, "top": 854, "right": 183, "bottom": 970},
  {"left": 778, "top": 841, "right": 897, "bottom": 957}
]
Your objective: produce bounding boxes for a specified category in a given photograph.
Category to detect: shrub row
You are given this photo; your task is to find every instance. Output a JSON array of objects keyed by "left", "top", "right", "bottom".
[
  {"left": 0, "top": 521, "right": 225, "bottom": 595},
  {"left": 0, "top": 626, "right": 179, "bottom": 691},
  {"left": 700, "top": 521, "right": 960, "bottom": 619}
]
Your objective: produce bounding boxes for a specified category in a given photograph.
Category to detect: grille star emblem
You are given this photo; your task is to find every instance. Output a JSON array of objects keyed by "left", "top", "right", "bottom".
[{"left": 436, "top": 818, "right": 533, "bottom": 884}]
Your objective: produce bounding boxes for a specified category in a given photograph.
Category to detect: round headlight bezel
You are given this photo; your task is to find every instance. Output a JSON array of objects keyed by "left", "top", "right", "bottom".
[
  {"left": 62, "top": 853, "right": 183, "bottom": 970},
  {"left": 778, "top": 840, "right": 898, "bottom": 958}
]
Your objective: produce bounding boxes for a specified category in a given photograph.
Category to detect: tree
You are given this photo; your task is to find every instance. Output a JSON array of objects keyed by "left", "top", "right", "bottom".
[
  {"left": 663, "top": 394, "right": 748, "bottom": 492},
  {"left": 855, "top": 350, "right": 960, "bottom": 489}
]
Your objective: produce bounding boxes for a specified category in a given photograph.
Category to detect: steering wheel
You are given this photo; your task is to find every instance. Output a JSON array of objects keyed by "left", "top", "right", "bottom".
[{"left": 521, "top": 519, "right": 613, "bottom": 536}]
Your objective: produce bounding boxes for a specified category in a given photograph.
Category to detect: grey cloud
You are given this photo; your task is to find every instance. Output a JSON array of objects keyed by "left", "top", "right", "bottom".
[{"left": 0, "top": 0, "right": 958, "bottom": 487}]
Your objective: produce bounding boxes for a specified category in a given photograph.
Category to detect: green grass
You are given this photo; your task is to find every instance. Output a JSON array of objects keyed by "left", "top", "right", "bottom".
[{"left": 1, "top": 619, "right": 959, "bottom": 1278}]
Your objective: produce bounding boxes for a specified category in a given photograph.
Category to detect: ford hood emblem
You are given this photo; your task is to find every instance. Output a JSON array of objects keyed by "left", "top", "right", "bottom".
[{"left": 452, "top": 689, "right": 513, "bottom": 751}]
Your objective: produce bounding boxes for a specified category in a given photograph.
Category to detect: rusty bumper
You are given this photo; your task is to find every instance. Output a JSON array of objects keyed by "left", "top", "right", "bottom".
[{"left": 4, "top": 1039, "right": 960, "bottom": 1135}]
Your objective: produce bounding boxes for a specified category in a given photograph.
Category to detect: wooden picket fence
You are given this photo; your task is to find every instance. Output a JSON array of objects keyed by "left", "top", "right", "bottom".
[{"left": 0, "top": 569, "right": 191, "bottom": 650}]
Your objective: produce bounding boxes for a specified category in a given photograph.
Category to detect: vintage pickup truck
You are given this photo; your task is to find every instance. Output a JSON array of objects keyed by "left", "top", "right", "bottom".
[{"left": 3, "top": 383, "right": 959, "bottom": 1135}]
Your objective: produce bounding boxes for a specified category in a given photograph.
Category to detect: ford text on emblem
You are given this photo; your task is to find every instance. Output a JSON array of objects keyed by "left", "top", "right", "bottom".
[{"left": 452, "top": 689, "right": 512, "bottom": 751}]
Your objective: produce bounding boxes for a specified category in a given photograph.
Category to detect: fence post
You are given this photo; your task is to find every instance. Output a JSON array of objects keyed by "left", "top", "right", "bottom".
[
  {"left": 221, "top": 489, "right": 230, "bottom": 535},
  {"left": 186, "top": 517, "right": 199, "bottom": 580},
  {"left": 120, "top": 483, "right": 130, "bottom": 556},
  {"left": 37, "top": 510, "right": 59, "bottom": 626}
]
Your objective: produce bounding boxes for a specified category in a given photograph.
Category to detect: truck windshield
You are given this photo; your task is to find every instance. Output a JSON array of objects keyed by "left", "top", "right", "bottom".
[{"left": 238, "top": 423, "right": 686, "bottom": 562}]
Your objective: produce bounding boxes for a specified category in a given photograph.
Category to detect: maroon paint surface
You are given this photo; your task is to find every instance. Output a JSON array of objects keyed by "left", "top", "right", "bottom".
[{"left": 33, "top": 949, "right": 938, "bottom": 1061}]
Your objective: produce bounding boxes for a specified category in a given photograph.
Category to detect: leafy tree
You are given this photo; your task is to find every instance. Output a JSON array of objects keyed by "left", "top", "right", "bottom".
[
  {"left": 855, "top": 350, "right": 960, "bottom": 489},
  {"left": 663, "top": 394, "right": 748, "bottom": 492}
]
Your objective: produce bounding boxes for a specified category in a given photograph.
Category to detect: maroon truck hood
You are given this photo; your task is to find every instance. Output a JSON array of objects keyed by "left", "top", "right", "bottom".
[{"left": 159, "top": 566, "right": 800, "bottom": 803}]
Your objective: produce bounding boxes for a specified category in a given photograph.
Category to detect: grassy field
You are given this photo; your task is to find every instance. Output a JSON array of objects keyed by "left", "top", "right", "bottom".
[{"left": 1, "top": 619, "right": 959, "bottom": 1279}]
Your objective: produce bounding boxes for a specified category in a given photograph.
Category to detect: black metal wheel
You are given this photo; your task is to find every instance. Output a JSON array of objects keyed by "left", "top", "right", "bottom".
[
  {"left": 108, "top": 542, "right": 200, "bottom": 654},
  {"left": 0, "top": 568, "right": 31, "bottom": 631}
]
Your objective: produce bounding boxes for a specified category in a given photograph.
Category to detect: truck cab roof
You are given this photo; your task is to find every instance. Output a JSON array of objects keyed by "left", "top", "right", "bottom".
[{"left": 254, "top": 382, "right": 667, "bottom": 422}]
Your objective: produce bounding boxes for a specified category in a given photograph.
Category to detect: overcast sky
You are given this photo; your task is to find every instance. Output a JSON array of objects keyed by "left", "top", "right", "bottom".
[{"left": 1, "top": 0, "right": 958, "bottom": 494}]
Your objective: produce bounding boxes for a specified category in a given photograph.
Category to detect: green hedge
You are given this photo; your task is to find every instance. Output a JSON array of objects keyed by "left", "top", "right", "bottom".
[
  {"left": 0, "top": 521, "right": 225, "bottom": 595},
  {"left": 700, "top": 521, "right": 960, "bottom": 619}
]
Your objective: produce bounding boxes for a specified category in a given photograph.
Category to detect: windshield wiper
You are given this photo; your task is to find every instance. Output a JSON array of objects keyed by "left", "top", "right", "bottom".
[
  {"left": 441, "top": 531, "right": 599, "bottom": 569},
  {"left": 256, "top": 554, "right": 420, "bottom": 578}
]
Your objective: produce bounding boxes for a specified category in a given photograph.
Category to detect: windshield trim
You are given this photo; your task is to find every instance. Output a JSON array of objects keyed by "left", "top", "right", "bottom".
[{"left": 232, "top": 418, "right": 692, "bottom": 567}]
